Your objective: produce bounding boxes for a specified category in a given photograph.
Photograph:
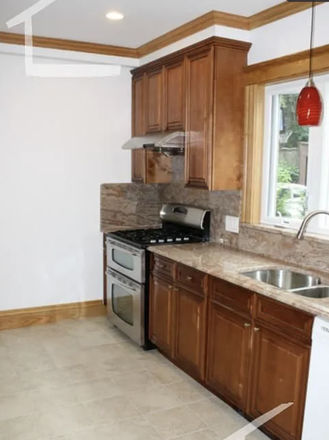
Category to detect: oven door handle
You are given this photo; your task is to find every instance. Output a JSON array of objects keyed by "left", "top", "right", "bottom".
[
  {"left": 106, "top": 270, "right": 140, "bottom": 294},
  {"left": 106, "top": 238, "right": 144, "bottom": 257}
]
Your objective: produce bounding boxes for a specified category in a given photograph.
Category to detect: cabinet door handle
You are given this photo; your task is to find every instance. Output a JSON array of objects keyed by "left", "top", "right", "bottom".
[
  {"left": 254, "top": 327, "right": 260, "bottom": 332},
  {"left": 244, "top": 323, "right": 251, "bottom": 328},
  {"left": 186, "top": 276, "right": 193, "bottom": 281}
]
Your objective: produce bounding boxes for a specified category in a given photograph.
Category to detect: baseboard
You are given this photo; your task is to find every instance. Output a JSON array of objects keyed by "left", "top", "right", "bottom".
[{"left": 0, "top": 300, "right": 107, "bottom": 331}]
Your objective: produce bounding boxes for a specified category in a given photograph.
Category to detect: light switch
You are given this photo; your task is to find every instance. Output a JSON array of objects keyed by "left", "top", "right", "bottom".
[{"left": 225, "top": 216, "right": 240, "bottom": 234}]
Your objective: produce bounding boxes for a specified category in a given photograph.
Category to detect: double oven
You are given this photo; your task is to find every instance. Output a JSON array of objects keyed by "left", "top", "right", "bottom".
[
  {"left": 105, "top": 203, "right": 211, "bottom": 349},
  {"left": 106, "top": 238, "right": 148, "bottom": 347}
]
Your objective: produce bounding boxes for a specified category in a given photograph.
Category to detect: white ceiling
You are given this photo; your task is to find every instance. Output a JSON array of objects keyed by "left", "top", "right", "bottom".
[{"left": 1, "top": 0, "right": 283, "bottom": 48}]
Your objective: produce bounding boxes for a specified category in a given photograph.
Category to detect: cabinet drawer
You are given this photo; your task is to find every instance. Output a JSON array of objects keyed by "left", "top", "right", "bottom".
[
  {"left": 176, "top": 264, "right": 207, "bottom": 294},
  {"left": 210, "top": 277, "right": 253, "bottom": 317},
  {"left": 255, "top": 296, "right": 313, "bottom": 343},
  {"left": 152, "top": 255, "right": 175, "bottom": 280}
]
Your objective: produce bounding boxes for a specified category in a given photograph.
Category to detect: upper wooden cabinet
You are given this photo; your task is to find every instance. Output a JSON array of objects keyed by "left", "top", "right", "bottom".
[
  {"left": 131, "top": 37, "right": 251, "bottom": 190},
  {"left": 185, "top": 47, "right": 214, "bottom": 189},
  {"left": 163, "top": 58, "right": 186, "bottom": 131},
  {"left": 131, "top": 74, "right": 172, "bottom": 184},
  {"left": 145, "top": 68, "right": 163, "bottom": 133}
]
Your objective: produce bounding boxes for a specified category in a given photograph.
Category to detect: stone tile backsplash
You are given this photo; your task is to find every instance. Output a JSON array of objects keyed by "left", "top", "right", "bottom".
[{"left": 101, "top": 179, "right": 329, "bottom": 273}]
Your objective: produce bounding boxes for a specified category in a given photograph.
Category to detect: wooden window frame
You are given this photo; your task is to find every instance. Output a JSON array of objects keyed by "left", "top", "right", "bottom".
[{"left": 242, "top": 43, "right": 329, "bottom": 225}]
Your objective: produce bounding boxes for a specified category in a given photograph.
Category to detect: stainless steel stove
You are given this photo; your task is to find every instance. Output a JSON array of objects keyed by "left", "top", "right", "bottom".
[{"left": 105, "top": 204, "right": 210, "bottom": 348}]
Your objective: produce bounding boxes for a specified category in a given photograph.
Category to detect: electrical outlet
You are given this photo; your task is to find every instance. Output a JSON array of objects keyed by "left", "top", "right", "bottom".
[{"left": 225, "top": 216, "right": 240, "bottom": 234}]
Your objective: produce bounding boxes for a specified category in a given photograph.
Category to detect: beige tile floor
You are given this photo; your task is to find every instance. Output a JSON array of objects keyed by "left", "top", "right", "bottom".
[{"left": 0, "top": 317, "right": 270, "bottom": 440}]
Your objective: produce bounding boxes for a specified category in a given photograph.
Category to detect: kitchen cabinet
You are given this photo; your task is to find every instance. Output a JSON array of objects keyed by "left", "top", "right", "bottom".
[
  {"left": 249, "top": 326, "right": 310, "bottom": 440},
  {"left": 145, "top": 68, "right": 164, "bottom": 133},
  {"left": 131, "top": 74, "right": 146, "bottom": 183},
  {"left": 207, "top": 303, "right": 251, "bottom": 410},
  {"left": 149, "top": 253, "right": 313, "bottom": 440},
  {"left": 163, "top": 58, "right": 185, "bottom": 131},
  {"left": 131, "top": 74, "right": 172, "bottom": 184},
  {"left": 185, "top": 47, "right": 214, "bottom": 189},
  {"left": 173, "top": 285, "right": 207, "bottom": 380},
  {"left": 149, "top": 273, "right": 174, "bottom": 355},
  {"left": 131, "top": 37, "right": 251, "bottom": 190},
  {"left": 150, "top": 257, "right": 208, "bottom": 380}
]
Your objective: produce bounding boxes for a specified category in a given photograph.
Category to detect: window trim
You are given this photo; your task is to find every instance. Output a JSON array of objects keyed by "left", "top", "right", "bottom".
[{"left": 260, "top": 76, "right": 329, "bottom": 236}]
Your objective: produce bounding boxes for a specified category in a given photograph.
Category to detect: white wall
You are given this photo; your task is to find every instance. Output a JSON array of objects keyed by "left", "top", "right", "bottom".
[
  {"left": 0, "top": 51, "right": 132, "bottom": 311},
  {"left": 248, "top": 3, "right": 329, "bottom": 65}
]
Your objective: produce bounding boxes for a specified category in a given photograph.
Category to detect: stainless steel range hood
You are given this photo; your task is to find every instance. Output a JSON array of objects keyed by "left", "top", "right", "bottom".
[{"left": 121, "top": 131, "right": 185, "bottom": 156}]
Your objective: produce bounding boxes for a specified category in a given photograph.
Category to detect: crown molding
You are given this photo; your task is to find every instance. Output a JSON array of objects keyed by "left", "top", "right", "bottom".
[
  {"left": 138, "top": 11, "right": 249, "bottom": 58},
  {"left": 0, "top": 31, "right": 139, "bottom": 58},
  {"left": 249, "top": 1, "right": 324, "bottom": 30},
  {"left": 0, "top": 2, "right": 325, "bottom": 60}
]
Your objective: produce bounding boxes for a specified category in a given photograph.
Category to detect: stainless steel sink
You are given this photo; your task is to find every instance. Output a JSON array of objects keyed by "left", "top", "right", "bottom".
[
  {"left": 292, "top": 286, "right": 329, "bottom": 299},
  {"left": 242, "top": 269, "right": 321, "bottom": 291}
]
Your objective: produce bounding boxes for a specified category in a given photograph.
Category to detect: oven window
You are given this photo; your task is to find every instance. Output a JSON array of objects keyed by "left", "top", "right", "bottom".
[
  {"left": 112, "top": 249, "right": 134, "bottom": 271},
  {"left": 112, "top": 284, "right": 134, "bottom": 326}
]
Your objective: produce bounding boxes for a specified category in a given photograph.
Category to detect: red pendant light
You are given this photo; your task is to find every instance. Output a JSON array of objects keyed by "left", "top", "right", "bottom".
[{"left": 296, "top": 1, "right": 323, "bottom": 127}]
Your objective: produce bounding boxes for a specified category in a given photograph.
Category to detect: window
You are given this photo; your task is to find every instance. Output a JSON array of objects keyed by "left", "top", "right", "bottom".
[{"left": 262, "top": 75, "right": 329, "bottom": 235}]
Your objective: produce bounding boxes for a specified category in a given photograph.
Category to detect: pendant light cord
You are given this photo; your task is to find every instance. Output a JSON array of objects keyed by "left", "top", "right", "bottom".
[{"left": 309, "top": 1, "right": 315, "bottom": 79}]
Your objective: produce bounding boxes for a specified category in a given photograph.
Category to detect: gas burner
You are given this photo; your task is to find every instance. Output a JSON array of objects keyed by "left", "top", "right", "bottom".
[{"left": 113, "top": 228, "right": 199, "bottom": 247}]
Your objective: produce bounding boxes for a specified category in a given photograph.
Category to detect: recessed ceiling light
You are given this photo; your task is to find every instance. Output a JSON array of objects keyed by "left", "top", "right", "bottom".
[{"left": 106, "top": 11, "right": 124, "bottom": 20}]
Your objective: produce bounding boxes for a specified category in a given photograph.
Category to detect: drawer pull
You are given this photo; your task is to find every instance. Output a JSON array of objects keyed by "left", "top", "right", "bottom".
[
  {"left": 168, "top": 285, "right": 173, "bottom": 289},
  {"left": 254, "top": 327, "right": 260, "bottom": 332},
  {"left": 186, "top": 276, "right": 193, "bottom": 281},
  {"left": 174, "top": 287, "right": 180, "bottom": 292},
  {"left": 158, "top": 264, "right": 165, "bottom": 268},
  {"left": 244, "top": 323, "right": 251, "bottom": 328}
]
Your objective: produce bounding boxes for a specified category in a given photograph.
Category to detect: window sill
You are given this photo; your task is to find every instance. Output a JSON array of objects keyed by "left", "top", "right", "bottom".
[{"left": 241, "top": 223, "right": 329, "bottom": 245}]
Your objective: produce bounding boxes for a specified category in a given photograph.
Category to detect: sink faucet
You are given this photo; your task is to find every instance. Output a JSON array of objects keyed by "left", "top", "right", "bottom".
[{"left": 296, "top": 210, "right": 329, "bottom": 240}]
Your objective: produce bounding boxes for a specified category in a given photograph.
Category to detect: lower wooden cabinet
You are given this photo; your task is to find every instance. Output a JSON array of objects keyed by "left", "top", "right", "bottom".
[
  {"left": 173, "top": 286, "right": 207, "bottom": 380},
  {"left": 206, "top": 302, "right": 251, "bottom": 409},
  {"left": 149, "top": 274, "right": 174, "bottom": 355},
  {"left": 249, "top": 326, "right": 310, "bottom": 440},
  {"left": 149, "top": 255, "right": 313, "bottom": 440}
]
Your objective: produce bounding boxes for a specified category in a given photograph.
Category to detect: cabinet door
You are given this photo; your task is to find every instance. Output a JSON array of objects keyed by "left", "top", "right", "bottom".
[
  {"left": 149, "top": 274, "right": 173, "bottom": 355},
  {"left": 163, "top": 59, "right": 185, "bottom": 131},
  {"left": 145, "top": 69, "right": 163, "bottom": 133},
  {"left": 185, "top": 48, "right": 214, "bottom": 189},
  {"left": 131, "top": 75, "right": 146, "bottom": 182},
  {"left": 173, "top": 286, "right": 207, "bottom": 380},
  {"left": 206, "top": 302, "right": 251, "bottom": 409},
  {"left": 249, "top": 327, "right": 310, "bottom": 440}
]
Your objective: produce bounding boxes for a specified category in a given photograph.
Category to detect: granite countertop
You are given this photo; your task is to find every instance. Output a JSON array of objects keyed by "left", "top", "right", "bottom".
[{"left": 148, "top": 242, "right": 329, "bottom": 319}]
